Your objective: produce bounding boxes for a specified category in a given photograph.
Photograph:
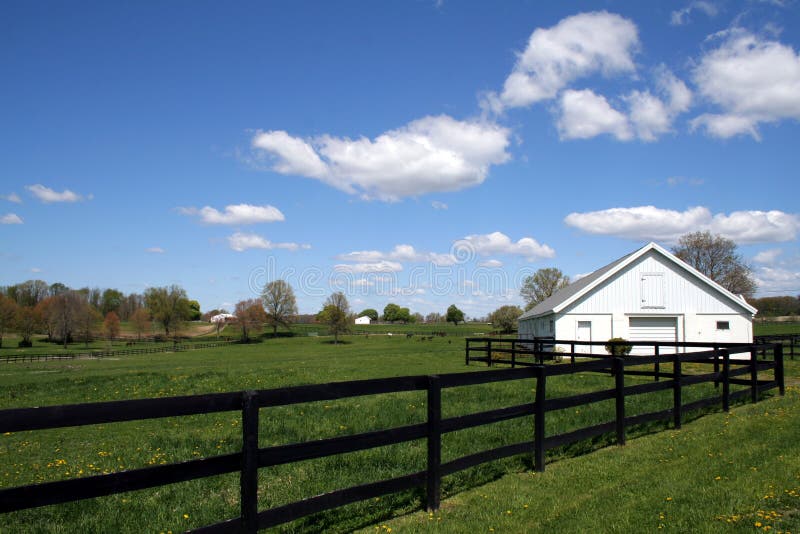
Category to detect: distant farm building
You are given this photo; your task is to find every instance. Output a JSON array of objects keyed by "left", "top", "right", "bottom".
[
  {"left": 355, "top": 316, "right": 372, "bottom": 325},
  {"left": 210, "top": 313, "right": 236, "bottom": 323},
  {"left": 518, "top": 242, "right": 757, "bottom": 354}
]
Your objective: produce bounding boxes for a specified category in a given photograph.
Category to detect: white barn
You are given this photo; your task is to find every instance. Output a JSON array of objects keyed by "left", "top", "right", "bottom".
[
  {"left": 518, "top": 242, "right": 757, "bottom": 354},
  {"left": 354, "top": 316, "right": 372, "bottom": 325}
]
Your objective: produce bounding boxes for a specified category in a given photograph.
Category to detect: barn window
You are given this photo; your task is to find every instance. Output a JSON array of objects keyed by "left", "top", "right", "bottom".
[{"left": 716, "top": 321, "right": 730, "bottom": 330}]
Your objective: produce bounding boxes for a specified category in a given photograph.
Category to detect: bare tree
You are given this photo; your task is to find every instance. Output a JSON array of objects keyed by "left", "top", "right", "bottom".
[
  {"left": 0, "top": 295, "right": 18, "bottom": 348},
  {"left": 672, "top": 231, "right": 756, "bottom": 298},
  {"left": 318, "top": 292, "right": 350, "bottom": 344},
  {"left": 15, "top": 306, "right": 39, "bottom": 347},
  {"left": 261, "top": 280, "right": 298, "bottom": 337},
  {"left": 234, "top": 299, "right": 267, "bottom": 342},
  {"left": 50, "top": 291, "right": 84, "bottom": 348},
  {"left": 77, "top": 300, "right": 101, "bottom": 348},
  {"left": 520, "top": 268, "right": 570, "bottom": 311}
]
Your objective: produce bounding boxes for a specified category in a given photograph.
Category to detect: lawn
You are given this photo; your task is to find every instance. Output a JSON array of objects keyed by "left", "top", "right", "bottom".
[{"left": 0, "top": 331, "right": 795, "bottom": 532}]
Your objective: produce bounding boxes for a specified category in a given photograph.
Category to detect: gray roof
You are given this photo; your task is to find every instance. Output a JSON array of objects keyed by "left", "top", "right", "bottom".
[{"left": 519, "top": 249, "right": 635, "bottom": 320}]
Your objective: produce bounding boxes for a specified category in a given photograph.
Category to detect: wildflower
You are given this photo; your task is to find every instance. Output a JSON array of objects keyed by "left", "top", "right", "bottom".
[
  {"left": 183, "top": 514, "right": 189, "bottom": 519},
  {"left": 665, "top": 497, "right": 672, "bottom": 501}
]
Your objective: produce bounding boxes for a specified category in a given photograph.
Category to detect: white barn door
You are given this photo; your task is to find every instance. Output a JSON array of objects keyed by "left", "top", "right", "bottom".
[
  {"left": 575, "top": 321, "right": 592, "bottom": 354},
  {"left": 628, "top": 317, "right": 677, "bottom": 355}
]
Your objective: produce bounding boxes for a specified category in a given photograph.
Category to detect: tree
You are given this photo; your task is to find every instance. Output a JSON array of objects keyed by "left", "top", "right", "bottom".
[
  {"left": 0, "top": 295, "right": 18, "bottom": 348},
  {"left": 35, "top": 297, "right": 57, "bottom": 341},
  {"left": 145, "top": 285, "right": 191, "bottom": 337},
  {"left": 411, "top": 312, "right": 424, "bottom": 324},
  {"left": 318, "top": 292, "right": 351, "bottom": 344},
  {"left": 77, "top": 301, "right": 101, "bottom": 348},
  {"left": 15, "top": 306, "right": 39, "bottom": 347},
  {"left": 520, "top": 268, "right": 570, "bottom": 311},
  {"left": 187, "top": 300, "right": 202, "bottom": 321},
  {"left": 234, "top": 299, "right": 267, "bottom": 342},
  {"left": 383, "top": 303, "right": 401, "bottom": 323},
  {"left": 396, "top": 307, "right": 411, "bottom": 324},
  {"left": 101, "top": 288, "right": 124, "bottom": 316},
  {"left": 359, "top": 308, "right": 379, "bottom": 321},
  {"left": 103, "top": 311, "right": 121, "bottom": 341},
  {"left": 672, "top": 231, "right": 757, "bottom": 298},
  {"left": 50, "top": 291, "right": 83, "bottom": 348},
  {"left": 261, "top": 280, "right": 298, "bottom": 336},
  {"left": 446, "top": 304, "right": 464, "bottom": 326},
  {"left": 131, "top": 308, "right": 150, "bottom": 341},
  {"left": 488, "top": 305, "right": 523, "bottom": 334},
  {"left": 425, "top": 312, "right": 444, "bottom": 324}
]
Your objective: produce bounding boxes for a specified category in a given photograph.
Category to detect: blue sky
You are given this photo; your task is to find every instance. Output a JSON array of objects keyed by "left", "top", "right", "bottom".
[{"left": 2, "top": 1, "right": 799, "bottom": 317}]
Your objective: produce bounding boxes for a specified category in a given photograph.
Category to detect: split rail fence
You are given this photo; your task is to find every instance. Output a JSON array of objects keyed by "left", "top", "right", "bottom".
[
  {"left": 0, "top": 342, "right": 784, "bottom": 532},
  {"left": 1, "top": 340, "right": 237, "bottom": 363}
]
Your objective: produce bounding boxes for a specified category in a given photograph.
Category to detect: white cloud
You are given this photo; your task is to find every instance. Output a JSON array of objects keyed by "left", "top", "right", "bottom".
[
  {"left": 755, "top": 266, "right": 800, "bottom": 295},
  {"left": 26, "top": 184, "right": 86, "bottom": 203},
  {"left": 478, "top": 259, "right": 504, "bottom": 268},
  {"left": 484, "top": 11, "right": 639, "bottom": 112},
  {"left": 179, "top": 203, "right": 285, "bottom": 225},
  {"left": 456, "top": 231, "right": 555, "bottom": 261},
  {"left": 691, "top": 30, "right": 800, "bottom": 139},
  {"left": 2, "top": 193, "right": 21, "bottom": 203},
  {"left": 565, "top": 206, "right": 800, "bottom": 243},
  {"left": 227, "top": 232, "right": 309, "bottom": 252},
  {"left": 252, "top": 115, "right": 511, "bottom": 201},
  {"left": 336, "top": 244, "right": 457, "bottom": 267},
  {"left": 1, "top": 213, "right": 23, "bottom": 224},
  {"left": 557, "top": 89, "right": 632, "bottom": 140},
  {"left": 670, "top": 1, "right": 718, "bottom": 26},
  {"left": 431, "top": 200, "right": 448, "bottom": 210},
  {"left": 30, "top": 267, "right": 42, "bottom": 273},
  {"left": 334, "top": 261, "right": 404, "bottom": 273},
  {"left": 753, "top": 248, "right": 783, "bottom": 264},
  {"left": 146, "top": 247, "right": 165, "bottom": 254}
]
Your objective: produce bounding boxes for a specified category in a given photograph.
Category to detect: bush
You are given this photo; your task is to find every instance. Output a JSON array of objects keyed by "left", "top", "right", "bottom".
[
  {"left": 605, "top": 337, "right": 632, "bottom": 357},
  {"left": 17, "top": 340, "right": 33, "bottom": 348}
]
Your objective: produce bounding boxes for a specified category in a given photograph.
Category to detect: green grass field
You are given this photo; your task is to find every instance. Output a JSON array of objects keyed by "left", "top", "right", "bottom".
[{"left": 0, "top": 329, "right": 797, "bottom": 532}]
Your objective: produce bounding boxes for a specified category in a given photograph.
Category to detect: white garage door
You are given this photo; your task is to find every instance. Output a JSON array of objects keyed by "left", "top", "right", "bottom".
[{"left": 629, "top": 317, "right": 677, "bottom": 355}]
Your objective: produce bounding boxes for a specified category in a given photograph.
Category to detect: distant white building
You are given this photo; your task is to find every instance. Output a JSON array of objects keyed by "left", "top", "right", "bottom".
[
  {"left": 518, "top": 242, "right": 757, "bottom": 354},
  {"left": 210, "top": 313, "right": 236, "bottom": 323},
  {"left": 355, "top": 316, "right": 372, "bottom": 325}
]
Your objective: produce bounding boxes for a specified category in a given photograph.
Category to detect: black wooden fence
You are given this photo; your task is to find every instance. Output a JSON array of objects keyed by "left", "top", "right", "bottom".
[
  {"left": 0, "top": 343, "right": 784, "bottom": 532},
  {"left": 0, "top": 340, "right": 237, "bottom": 363},
  {"left": 754, "top": 334, "right": 797, "bottom": 360}
]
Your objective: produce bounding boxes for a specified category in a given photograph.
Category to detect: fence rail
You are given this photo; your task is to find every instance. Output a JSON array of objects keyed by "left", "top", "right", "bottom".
[
  {"left": 754, "top": 334, "right": 798, "bottom": 359},
  {"left": 0, "top": 342, "right": 784, "bottom": 532},
  {"left": 0, "top": 340, "right": 237, "bottom": 363}
]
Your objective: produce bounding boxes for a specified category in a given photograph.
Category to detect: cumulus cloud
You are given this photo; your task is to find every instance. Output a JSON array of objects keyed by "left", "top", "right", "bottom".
[
  {"left": 755, "top": 266, "right": 800, "bottom": 295},
  {"left": 753, "top": 248, "right": 782, "bottom": 264},
  {"left": 670, "top": 1, "right": 718, "bottom": 26},
  {"left": 478, "top": 259, "right": 504, "bottom": 268},
  {"left": 2, "top": 193, "right": 21, "bottom": 203},
  {"left": 26, "top": 184, "right": 86, "bottom": 203},
  {"left": 483, "top": 11, "right": 639, "bottom": 113},
  {"left": 336, "top": 244, "right": 457, "bottom": 267},
  {"left": 456, "top": 231, "right": 555, "bottom": 261},
  {"left": 565, "top": 206, "right": 800, "bottom": 243},
  {"left": 626, "top": 69, "right": 693, "bottom": 141},
  {"left": 334, "top": 261, "right": 404, "bottom": 273},
  {"left": 557, "top": 89, "right": 632, "bottom": 140},
  {"left": 179, "top": 203, "right": 285, "bottom": 225},
  {"left": 691, "top": 29, "right": 800, "bottom": 139},
  {"left": 252, "top": 115, "right": 511, "bottom": 201},
  {"left": 227, "top": 232, "right": 310, "bottom": 252},
  {"left": 1, "top": 213, "right": 23, "bottom": 224},
  {"left": 146, "top": 247, "right": 165, "bottom": 254}
]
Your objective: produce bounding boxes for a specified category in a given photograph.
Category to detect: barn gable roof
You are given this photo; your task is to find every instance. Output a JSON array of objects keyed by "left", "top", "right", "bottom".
[{"left": 518, "top": 242, "right": 757, "bottom": 320}]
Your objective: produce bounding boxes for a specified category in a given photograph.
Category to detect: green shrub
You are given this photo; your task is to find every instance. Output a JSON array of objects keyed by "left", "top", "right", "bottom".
[{"left": 605, "top": 337, "right": 632, "bottom": 356}]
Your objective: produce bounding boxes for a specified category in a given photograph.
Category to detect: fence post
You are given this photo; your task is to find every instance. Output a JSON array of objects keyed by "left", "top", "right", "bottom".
[
  {"left": 426, "top": 375, "right": 442, "bottom": 512},
  {"left": 614, "top": 358, "right": 626, "bottom": 446},
  {"left": 487, "top": 340, "right": 492, "bottom": 367},
  {"left": 534, "top": 366, "right": 546, "bottom": 472},
  {"left": 465, "top": 339, "right": 470, "bottom": 366},
  {"left": 511, "top": 340, "right": 516, "bottom": 368},
  {"left": 713, "top": 345, "right": 719, "bottom": 389},
  {"left": 774, "top": 343, "right": 784, "bottom": 396},
  {"left": 570, "top": 342, "right": 575, "bottom": 366},
  {"left": 241, "top": 391, "right": 259, "bottom": 533},
  {"left": 654, "top": 345, "right": 660, "bottom": 382},
  {"left": 721, "top": 349, "right": 730, "bottom": 413},
  {"left": 672, "top": 353, "right": 682, "bottom": 429},
  {"left": 750, "top": 348, "right": 758, "bottom": 404}
]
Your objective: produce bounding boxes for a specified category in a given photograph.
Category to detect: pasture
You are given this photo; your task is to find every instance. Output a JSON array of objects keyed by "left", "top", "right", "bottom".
[{"left": 0, "top": 331, "right": 798, "bottom": 532}]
